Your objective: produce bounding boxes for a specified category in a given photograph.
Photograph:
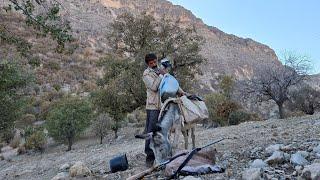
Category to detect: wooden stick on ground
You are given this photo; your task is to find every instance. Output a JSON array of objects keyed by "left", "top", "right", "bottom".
[{"left": 126, "top": 166, "right": 157, "bottom": 180}]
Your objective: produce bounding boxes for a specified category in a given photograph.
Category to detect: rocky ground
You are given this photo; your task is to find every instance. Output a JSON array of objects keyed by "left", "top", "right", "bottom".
[{"left": 1, "top": 113, "right": 320, "bottom": 180}]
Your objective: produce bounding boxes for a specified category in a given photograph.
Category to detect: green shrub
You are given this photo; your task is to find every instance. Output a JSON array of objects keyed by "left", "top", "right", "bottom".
[
  {"left": 205, "top": 93, "right": 240, "bottom": 126},
  {"left": 1, "top": 129, "right": 15, "bottom": 143},
  {"left": 218, "top": 75, "right": 235, "bottom": 98},
  {"left": 46, "top": 97, "right": 93, "bottom": 151},
  {"left": 53, "top": 84, "right": 61, "bottom": 91},
  {"left": 289, "top": 85, "right": 320, "bottom": 115},
  {"left": 28, "top": 57, "right": 41, "bottom": 67},
  {"left": 228, "top": 110, "right": 251, "bottom": 126},
  {"left": 25, "top": 131, "right": 47, "bottom": 152},
  {"left": 17, "top": 145, "right": 26, "bottom": 155},
  {"left": 46, "top": 61, "right": 60, "bottom": 71},
  {"left": 0, "top": 61, "right": 32, "bottom": 142},
  {"left": 10, "top": 135, "right": 20, "bottom": 149},
  {"left": 24, "top": 126, "right": 36, "bottom": 139}
]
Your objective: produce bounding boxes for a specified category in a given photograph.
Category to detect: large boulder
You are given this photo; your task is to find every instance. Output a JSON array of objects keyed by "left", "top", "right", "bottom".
[
  {"left": 265, "top": 151, "right": 285, "bottom": 165},
  {"left": 242, "top": 168, "right": 262, "bottom": 180},
  {"left": 300, "top": 163, "right": 320, "bottom": 180},
  {"left": 250, "top": 159, "right": 268, "bottom": 168},
  {"left": 290, "top": 152, "right": 309, "bottom": 166},
  {"left": 1, "top": 145, "right": 13, "bottom": 152},
  {"left": 182, "top": 176, "right": 202, "bottom": 180},
  {"left": 0, "top": 146, "right": 18, "bottom": 161},
  {"left": 59, "top": 163, "right": 70, "bottom": 172},
  {"left": 51, "top": 172, "right": 69, "bottom": 180},
  {"left": 69, "top": 161, "right": 91, "bottom": 177},
  {"left": 265, "top": 144, "right": 284, "bottom": 155},
  {"left": 313, "top": 144, "right": 320, "bottom": 154}
]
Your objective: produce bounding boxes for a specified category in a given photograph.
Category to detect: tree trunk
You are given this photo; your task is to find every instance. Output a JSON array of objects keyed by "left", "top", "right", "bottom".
[
  {"left": 67, "top": 138, "right": 72, "bottom": 151},
  {"left": 306, "top": 104, "right": 314, "bottom": 115},
  {"left": 278, "top": 103, "right": 285, "bottom": 119},
  {"left": 114, "top": 129, "right": 118, "bottom": 139},
  {"left": 100, "top": 136, "right": 103, "bottom": 144}
]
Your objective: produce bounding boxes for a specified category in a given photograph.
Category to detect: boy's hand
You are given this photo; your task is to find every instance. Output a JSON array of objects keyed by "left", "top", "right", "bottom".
[{"left": 156, "top": 69, "right": 165, "bottom": 75}]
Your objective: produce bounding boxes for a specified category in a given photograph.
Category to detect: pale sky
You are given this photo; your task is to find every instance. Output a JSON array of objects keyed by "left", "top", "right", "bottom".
[{"left": 169, "top": 0, "right": 320, "bottom": 74}]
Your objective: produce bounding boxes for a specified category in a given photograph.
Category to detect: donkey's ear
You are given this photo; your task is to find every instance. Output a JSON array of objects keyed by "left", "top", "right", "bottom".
[{"left": 135, "top": 133, "right": 152, "bottom": 140}]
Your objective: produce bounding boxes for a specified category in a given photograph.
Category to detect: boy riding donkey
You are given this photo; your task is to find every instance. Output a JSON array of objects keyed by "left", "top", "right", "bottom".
[{"left": 142, "top": 53, "right": 185, "bottom": 167}]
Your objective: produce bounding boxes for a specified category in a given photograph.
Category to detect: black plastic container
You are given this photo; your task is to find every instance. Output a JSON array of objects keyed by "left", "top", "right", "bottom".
[{"left": 109, "top": 154, "right": 129, "bottom": 173}]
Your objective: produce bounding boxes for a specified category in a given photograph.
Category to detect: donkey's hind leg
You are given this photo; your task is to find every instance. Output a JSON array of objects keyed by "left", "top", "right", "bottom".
[
  {"left": 182, "top": 129, "right": 189, "bottom": 149},
  {"left": 191, "top": 127, "right": 196, "bottom": 149}
]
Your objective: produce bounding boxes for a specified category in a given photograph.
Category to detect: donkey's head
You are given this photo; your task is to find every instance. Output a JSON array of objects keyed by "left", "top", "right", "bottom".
[
  {"left": 135, "top": 126, "right": 172, "bottom": 164},
  {"left": 136, "top": 102, "right": 180, "bottom": 164}
]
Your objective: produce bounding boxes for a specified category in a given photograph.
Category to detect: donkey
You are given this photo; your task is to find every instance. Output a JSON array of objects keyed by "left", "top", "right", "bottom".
[{"left": 137, "top": 101, "right": 196, "bottom": 164}]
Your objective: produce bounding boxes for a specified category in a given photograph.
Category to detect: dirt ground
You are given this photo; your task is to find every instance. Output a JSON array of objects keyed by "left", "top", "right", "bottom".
[{"left": 1, "top": 113, "right": 320, "bottom": 180}]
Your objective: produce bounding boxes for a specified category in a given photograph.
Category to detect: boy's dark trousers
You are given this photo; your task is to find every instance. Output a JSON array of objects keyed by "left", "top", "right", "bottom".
[{"left": 144, "top": 109, "right": 160, "bottom": 163}]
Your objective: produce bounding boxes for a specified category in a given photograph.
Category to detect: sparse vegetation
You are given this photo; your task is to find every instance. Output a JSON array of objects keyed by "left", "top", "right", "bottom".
[
  {"left": 46, "top": 97, "right": 93, "bottom": 151},
  {"left": 25, "top": 130, "right": 47, "bottom": 152},
  {"left": 0, "top": 60, "right": 33, "bottom": 142},
  {"left": 228, "top": 110, "right": 252, "bottom": 126},
  {"left": 107, "top": 12, "right": 205, "bottom": 92},
  {"left": 91, "top": 82, "right": 130, "bottom": 139},
  {"left": 205, "top": 93, "right": 240, "bottom": 126},
  {"left": 1, "top": 0, "right": 74, "bottom": 55},
  {"left": 92, "top": 113, "right": 112, "bottom": 144},
  {"left": 289, "top": 84, "right": 320, "bottom": 115}
]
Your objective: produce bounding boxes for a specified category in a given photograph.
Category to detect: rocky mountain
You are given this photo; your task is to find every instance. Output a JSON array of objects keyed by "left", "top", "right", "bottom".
[
  {"left": 0, "top": 0, "right": 280, "bottom": 93},
  {"left": 0, "top": 0, "right": 292, "bottom": 119},
  {"left": 58, "top": 0, "right": 281, "bottom": 91}
]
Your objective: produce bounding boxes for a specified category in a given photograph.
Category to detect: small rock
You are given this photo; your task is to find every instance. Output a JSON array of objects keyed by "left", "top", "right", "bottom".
[
  {"left": 182, "top": 176, "right": 201, "bottom": 180},
  {"left": 284, "top": 153, "right": 290, "bottom": 161},
  {"left": 280, "top": 145, "right": 294, "bottom": 152},
  {"left": 295, "top": 165, "right": 303, "bottom": 174},
  {"left": 1, "top": 148, "right": 18, "bottom": 161},
  {"left": 265, "top": 151, "right": 285, "bottom": 165},
  {"left": 301, "top": 163, "right": 320, "bottom": 180},
  {"left": 265, "top": 144, "right": 284, "bottom": 155},
  {"left": 282, "top": 163, "right": 290, "bottom": 169},
  {"left": 59, "top": 163, "right": 70, "bottom": 172},
  {"left": 51, "top": 172, "right": 69, "bottom": 180},
  {"left": 250, "top": 159, "right": 268, "bottom": 168},
  {"left": 313, "top": 144, "right": 320, "bottom": 154},
  {"left": 297, "top": 151, "right": 309, "bottom": 158},
  {"left": 291, "top": 153, "right": 309, "bottom": 166},
  {"left": 275, "top": 169, "right": 285, "bottom": 174},
  {"left": 313, "top": 159, "right": 320, "bottom": 164},
  {"left": 1, "top": 146, "right": 13, "bottom": 153},
  {"left": 242, "top": 168, "right": 262, "bottom": 180},
  {"left": 69, "top": 161, "right": 91, "bottom": 177}
]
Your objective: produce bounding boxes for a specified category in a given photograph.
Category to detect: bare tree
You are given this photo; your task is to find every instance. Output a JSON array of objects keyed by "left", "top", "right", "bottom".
[
  {"left": 92, "top": 113, "right": 112, "bottom": 144},
  {"left": 243, "top": 52, "right": 310, "bottom": 119}
]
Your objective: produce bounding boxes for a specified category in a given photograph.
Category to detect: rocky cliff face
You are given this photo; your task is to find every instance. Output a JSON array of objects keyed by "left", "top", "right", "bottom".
[
  {"left": 54, "top": 0, "right": 281, "bottom": 91},
  {"left": 0, "top": 0, "right": 280, "bottom": 90}
]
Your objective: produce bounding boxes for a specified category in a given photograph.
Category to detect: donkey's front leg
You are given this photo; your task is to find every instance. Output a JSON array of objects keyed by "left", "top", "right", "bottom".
[{"left": 191, "top": 127, "right": 195, "bottom": 149}]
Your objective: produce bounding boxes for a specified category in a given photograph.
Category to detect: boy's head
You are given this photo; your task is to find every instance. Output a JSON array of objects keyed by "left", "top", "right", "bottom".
[{"left": 145, "top": 53, "right": 158, "bottom": 69}]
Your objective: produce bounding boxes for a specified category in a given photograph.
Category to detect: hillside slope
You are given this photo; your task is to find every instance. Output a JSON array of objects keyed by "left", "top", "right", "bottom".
[
  {"left": 1, "top": 114, "right": 319, "bottom": 179},
  {"left": 0, "top": 0, "right": 280, "bottom": 93}
]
